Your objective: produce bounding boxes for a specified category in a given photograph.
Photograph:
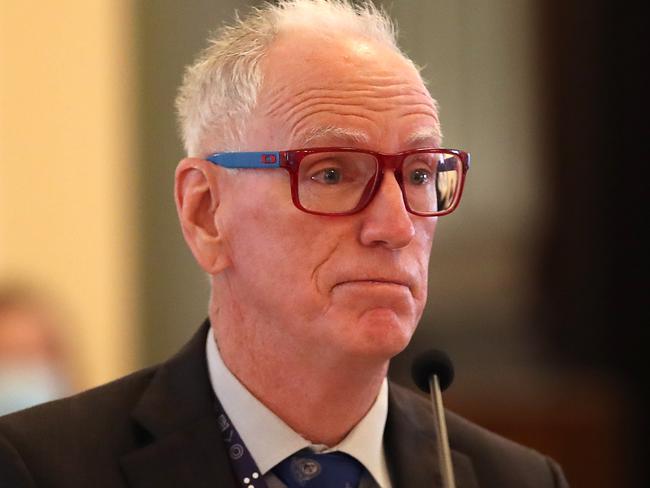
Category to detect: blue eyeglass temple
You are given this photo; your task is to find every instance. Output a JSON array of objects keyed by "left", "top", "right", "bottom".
[
  {"left": 206, "top": 151, "right": 460, "bottom": 172},
  {"left": 206, "top": 152, "right": 282, "bottom": 168}
]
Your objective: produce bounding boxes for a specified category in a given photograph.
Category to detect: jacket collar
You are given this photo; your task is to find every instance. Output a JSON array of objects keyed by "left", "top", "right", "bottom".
[
  {"left": 120, "top": 319, "right": 236, "bottom": 488},
  {"left": 120, "top": 319, "right": 477, "bottom": 488},
  {"left": 384, "top": 383, "right": 478, "bottom": 488}
]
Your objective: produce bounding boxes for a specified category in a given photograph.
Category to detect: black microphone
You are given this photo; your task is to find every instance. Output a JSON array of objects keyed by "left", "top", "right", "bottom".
[
  {"left": 411, "top": 350, "right": 456, "bottom": 488},
  {"left": 412, "top": 349, "right": 455, "bottom": 393}
]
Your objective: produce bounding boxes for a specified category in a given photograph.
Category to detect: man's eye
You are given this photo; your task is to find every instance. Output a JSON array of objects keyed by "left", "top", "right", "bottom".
[
  {"left": 311, "top": 167, "right": 342, "bottom": 184},
  {"left": 409, "top": 168, "right": 432, "bottom": 185}
]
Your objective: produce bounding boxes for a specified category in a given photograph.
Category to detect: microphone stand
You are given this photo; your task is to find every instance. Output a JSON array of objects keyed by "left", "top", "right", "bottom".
[{"left": 429, "top": 375, "right": 456, "bottom": 488}]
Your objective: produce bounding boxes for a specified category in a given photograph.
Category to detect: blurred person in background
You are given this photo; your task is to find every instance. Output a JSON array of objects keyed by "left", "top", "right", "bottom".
[
  {"left": 0, "top": 1, "right": 568, "bottom": 487},
  {"left": 0, "top": 285, "right": 71, "bottom": 416}
]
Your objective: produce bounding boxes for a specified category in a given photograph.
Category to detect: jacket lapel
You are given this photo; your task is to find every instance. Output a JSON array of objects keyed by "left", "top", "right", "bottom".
[
  {"left": 119, "top": 320, "right": 477, "bottom": 488},
  {"left": 120, "top": 320, "right": 236, "bottom": 488},
  {"left": 385, "top": 383, "right": 478, "bottom": 488}
]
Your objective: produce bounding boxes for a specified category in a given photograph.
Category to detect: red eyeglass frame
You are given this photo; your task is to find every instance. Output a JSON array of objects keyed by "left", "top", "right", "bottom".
[
  {"left": 280, "top": 147, "right": 470, "bottom": 217},
  {"left": 206, "top": 147, "right": 470, "bottom": 217}
]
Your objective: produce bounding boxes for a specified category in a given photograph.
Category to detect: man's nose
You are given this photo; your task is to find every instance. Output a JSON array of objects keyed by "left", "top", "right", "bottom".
[{"left": 359, "top": 171, "right": 415, "bottom": 249}]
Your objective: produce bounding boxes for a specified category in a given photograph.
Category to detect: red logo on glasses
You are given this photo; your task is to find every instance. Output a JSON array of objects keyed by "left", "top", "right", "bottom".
[{"left": 261, "top": 154, "right": 277, "bottom": 164}]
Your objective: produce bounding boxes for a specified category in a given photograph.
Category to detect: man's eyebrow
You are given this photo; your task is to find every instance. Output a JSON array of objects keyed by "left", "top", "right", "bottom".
[
  {"left": 298, "top": 126, "right": 370, "bottom": 146},
  {"left": 405, "top": 126, "right": 442, "bottom": 148}
]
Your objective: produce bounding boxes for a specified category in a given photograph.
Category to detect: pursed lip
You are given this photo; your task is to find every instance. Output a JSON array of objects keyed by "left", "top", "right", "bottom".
[{"left": 333, "top": 277, "right": 413, "bottom": 292}]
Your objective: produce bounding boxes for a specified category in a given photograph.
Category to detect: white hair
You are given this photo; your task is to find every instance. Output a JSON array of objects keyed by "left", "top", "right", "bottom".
[{"left": 175, "top": 0, "right": 424, "bottom": 157}]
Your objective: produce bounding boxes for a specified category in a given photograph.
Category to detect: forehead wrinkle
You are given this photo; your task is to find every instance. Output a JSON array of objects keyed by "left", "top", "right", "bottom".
[
  {"left": 287, "top": 101, "right": 439, "bottom": 147},
  {"left": 285, "top": 99, "right": 437, "bottom": 133},
  {"left": 280, "top": 93, "right": 435, "bottom": 124},
  {"left": 265, "top": 89, "right": 426, "bottom": 119},
  {"left": 280, "top": 86, "right": 437, "bottom": 130},
  {"left": 264, "top": 83, "right": 293, "bottom": 118},
  {"left": 288, "top": 104, "right": 396, "bottom": 139},
  {"left": 292, "top": 80, "right": 429, "bottom": 98},
  {"left": 283, "top": 100, "right": 417, "bottom": 131},
  {"left": 290, "top": 108, "right": 441, "bottom": 150},
  {"left": 263, "top": 81, "right": 432, "bottom": 119}
]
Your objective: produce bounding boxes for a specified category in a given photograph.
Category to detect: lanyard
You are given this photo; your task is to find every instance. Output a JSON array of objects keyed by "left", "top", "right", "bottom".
[{"left": 214, "top": 397, "right": 270, "bottom": 488}]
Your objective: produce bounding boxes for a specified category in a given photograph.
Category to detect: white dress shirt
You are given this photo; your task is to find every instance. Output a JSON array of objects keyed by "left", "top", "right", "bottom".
[{"left": 205, "top": 329, "right": 392, "bottom": 488}]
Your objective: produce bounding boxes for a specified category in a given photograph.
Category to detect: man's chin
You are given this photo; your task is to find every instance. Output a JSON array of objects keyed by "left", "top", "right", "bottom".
[
  {"left": 347, "top": 308, "right": 416, "bottom": 359},
  {"left": 358, "top": 307, "right": 405, "bottom": 329}
]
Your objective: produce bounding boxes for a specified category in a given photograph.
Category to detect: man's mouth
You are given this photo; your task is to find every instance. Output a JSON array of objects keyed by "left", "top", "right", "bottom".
[{"left": 334, "top": 278, "right": 412, "bottom": 291}]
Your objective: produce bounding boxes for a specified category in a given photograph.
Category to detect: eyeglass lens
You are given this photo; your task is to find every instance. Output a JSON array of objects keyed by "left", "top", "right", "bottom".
[{"left": 297, "top": 151, "right": 462, "bottom": 214}]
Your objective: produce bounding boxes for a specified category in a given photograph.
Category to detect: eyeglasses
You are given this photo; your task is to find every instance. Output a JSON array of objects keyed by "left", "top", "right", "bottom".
[{"left": 205, "top": 147, "right": 470, "bottom": 217}]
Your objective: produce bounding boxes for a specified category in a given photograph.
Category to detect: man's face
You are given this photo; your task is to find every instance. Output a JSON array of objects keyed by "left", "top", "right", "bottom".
[{"left": 214, "top": 31, "right": 439, "bottom": 363}]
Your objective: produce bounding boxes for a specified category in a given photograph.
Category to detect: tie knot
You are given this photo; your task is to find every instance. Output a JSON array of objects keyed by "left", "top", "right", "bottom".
[{"left": 273, "top": 448, "right": 364, "bottom": 488}]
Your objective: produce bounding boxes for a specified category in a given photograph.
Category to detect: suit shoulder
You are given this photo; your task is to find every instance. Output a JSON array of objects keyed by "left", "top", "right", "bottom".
[
  {"left": 390, "top": 382, "right": 546, "bottom": 457},
  {"left": 445, "top": 409, "right": 547, "bottom": 462},
  {"left": 388, "top": 382, "right": 568, "bottom": 487},
  {"left": 445, "top": 410, "right": 568, "bottom": 487},
  {"left": 0, "top": 364, "right": 158, "bottom": 451}
]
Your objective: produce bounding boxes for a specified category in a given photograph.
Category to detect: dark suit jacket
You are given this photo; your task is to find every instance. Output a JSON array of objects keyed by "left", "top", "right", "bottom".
[{"left": 0, "top": 320, "right": 568, "bottom": 487}]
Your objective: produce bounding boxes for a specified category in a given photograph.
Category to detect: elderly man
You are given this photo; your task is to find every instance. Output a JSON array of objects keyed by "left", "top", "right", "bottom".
[{"left": 0, "top": 1, "right": 568, "bottom": 487}]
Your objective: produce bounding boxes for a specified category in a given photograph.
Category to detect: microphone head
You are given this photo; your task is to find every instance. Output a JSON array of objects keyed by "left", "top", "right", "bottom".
[{"left": 411, "top": 349, "right": 455, "bottom": 393}]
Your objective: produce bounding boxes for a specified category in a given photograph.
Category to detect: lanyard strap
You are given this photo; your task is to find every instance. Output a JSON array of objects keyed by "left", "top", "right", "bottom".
[{"left": 214, "top": 398, "right": 270, "bottom": 488}]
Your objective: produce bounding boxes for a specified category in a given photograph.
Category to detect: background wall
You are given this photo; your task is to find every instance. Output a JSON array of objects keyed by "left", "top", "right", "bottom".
[
  {"left": 1, "top": 1, "right": 645, "bottom": 486},
  {"left": 0, "top": 1, "right": 138, "bottom": 388}
]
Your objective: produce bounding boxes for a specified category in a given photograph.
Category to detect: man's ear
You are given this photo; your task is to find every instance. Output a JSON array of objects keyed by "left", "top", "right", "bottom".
[{"left": 174, "top": 157, "right": 231, "bottom": 274}]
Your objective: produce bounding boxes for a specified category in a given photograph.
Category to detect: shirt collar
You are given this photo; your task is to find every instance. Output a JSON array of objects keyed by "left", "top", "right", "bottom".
[{"left": 205, "top": 328, "right": 392, "bottom": 488}]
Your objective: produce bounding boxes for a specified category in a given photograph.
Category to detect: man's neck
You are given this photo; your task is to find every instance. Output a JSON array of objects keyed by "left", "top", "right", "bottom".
[{"left": 210, "top": 312, "right": 389, "bottom": 446}]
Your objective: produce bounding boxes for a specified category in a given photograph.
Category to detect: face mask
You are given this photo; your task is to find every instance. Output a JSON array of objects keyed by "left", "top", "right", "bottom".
[{"left": 0, "top": 362, "right": 69, "bottom": 416}]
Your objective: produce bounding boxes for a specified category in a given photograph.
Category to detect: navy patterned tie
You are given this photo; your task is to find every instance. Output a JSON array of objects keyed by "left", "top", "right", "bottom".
[{"left": 273, "top": 448, "right": 365, "bottom": 488}]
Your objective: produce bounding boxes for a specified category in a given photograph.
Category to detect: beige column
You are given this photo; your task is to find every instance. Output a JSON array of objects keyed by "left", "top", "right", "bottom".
[{"left": 0, "top": 1, "right": 138, "bottom": 389}]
